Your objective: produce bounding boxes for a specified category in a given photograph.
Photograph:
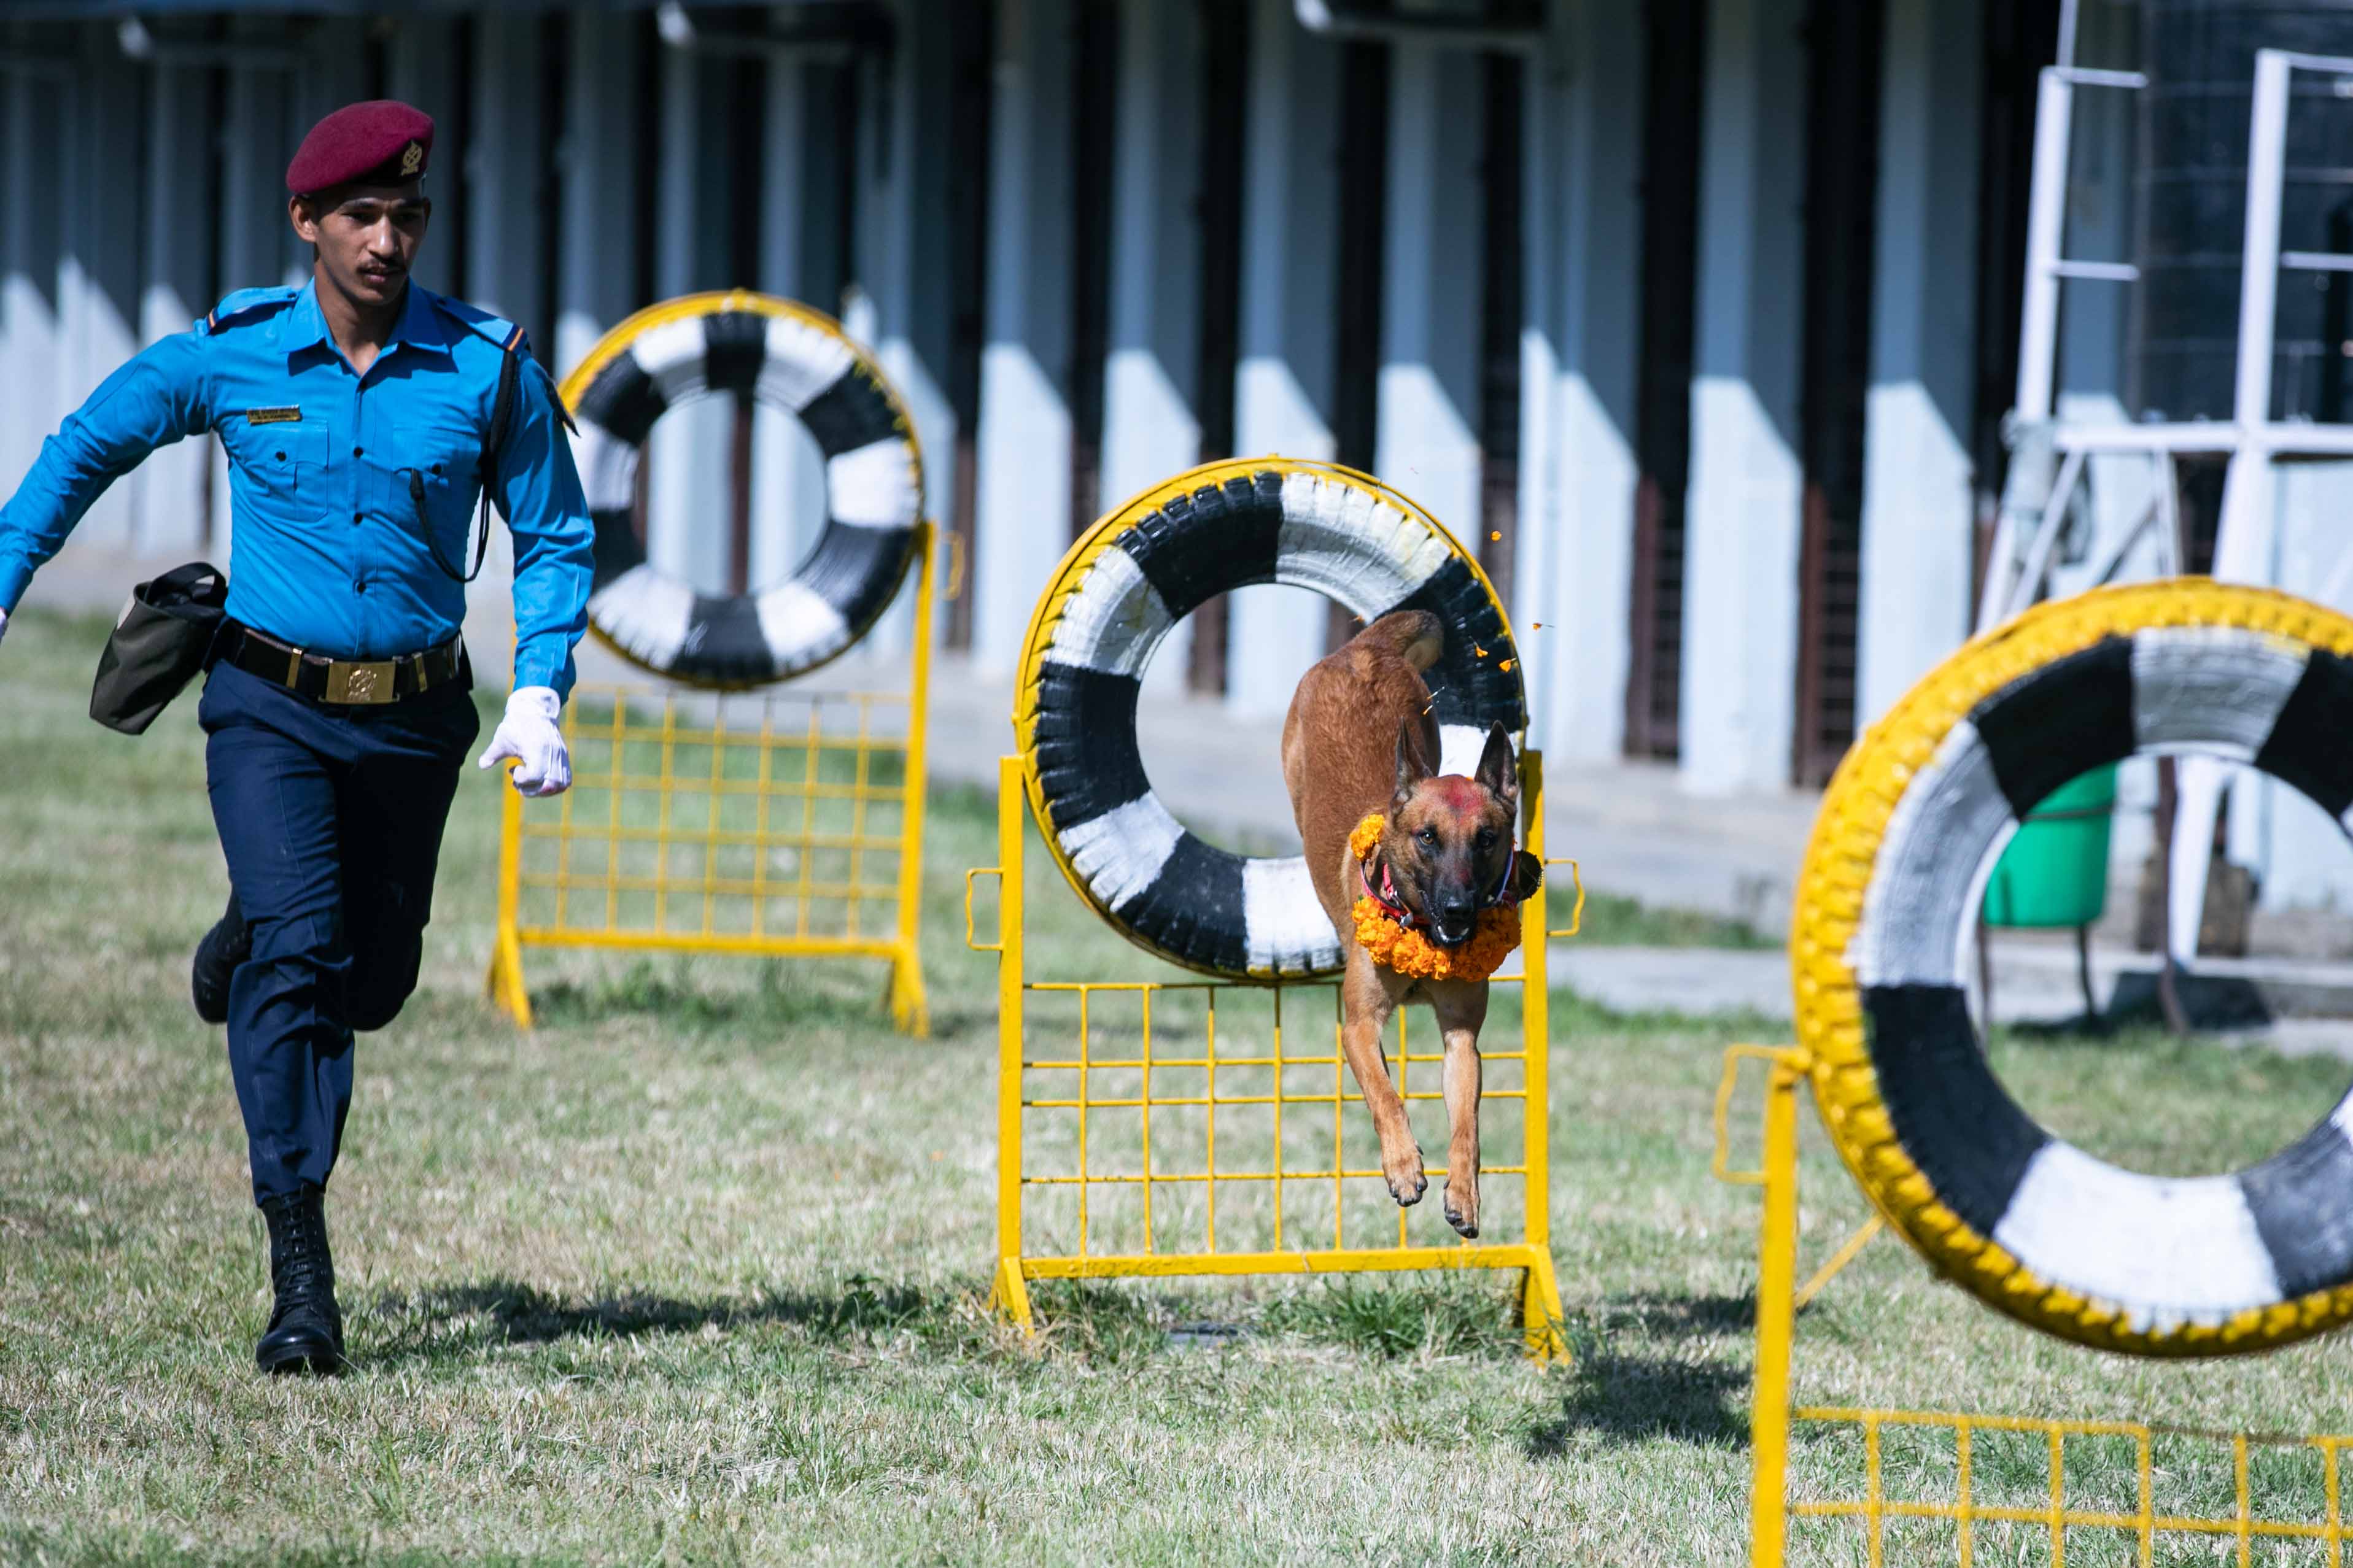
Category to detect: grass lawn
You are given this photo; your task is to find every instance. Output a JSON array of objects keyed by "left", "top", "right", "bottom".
[{"left": 4, "top": 605, "right": 2352, "bottom": 1566}]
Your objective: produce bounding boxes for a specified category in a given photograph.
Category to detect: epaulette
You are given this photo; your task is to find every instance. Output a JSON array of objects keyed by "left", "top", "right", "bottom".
[
  {"left": 428, "top": 290, "right": 533, "bottom": 358},
  {"left": 427, "top": 289, "right": 575, "bottom": 439},
  {"left": 202, "top": 286, "right": 298, "bottom": 334}
]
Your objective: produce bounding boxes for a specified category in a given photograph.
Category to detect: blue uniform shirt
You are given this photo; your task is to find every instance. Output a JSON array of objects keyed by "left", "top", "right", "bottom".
[{"left": 0, "top": 279, "right": 595, "bottom": 698}]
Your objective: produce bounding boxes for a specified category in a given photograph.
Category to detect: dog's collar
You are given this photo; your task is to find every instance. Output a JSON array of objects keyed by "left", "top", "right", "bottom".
[
  {"left": 1351, "top": 813, "right": 1521, "bottom": 933},
  {"left": 1360, "top": 854, "right": 1418, "bottom": 928}
]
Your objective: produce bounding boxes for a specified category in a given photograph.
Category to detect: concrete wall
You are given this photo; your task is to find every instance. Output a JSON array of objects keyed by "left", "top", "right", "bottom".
[
  {"left": 1374, "top": 44, "right": 1485, "bottom": 553},
  {"left": 1226, "top": 0, "right": 1343, "bottom": 720},
  {"left": 29, "top": 0, "right": 2347, "bottom": 897},
  {"left": 970, "top": 0, "right": 1077, "bottom": 674},
  {"left": 1678, "top": 0, "right": 1808, "bottom": 795},
  {"left": 1855, "top": 0, "right": 1982, "bottom": 730},
  {"left": 1511, "top": 0, "right": 1642, "bottom": 766},
  {"left": 1099, "top": 0, "right": 1204, "bottom": 694}
]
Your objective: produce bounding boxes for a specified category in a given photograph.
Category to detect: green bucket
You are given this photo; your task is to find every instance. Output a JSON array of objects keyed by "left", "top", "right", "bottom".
[{"left": 1982, "top": 763, "right": 2118, "bottom": 929}]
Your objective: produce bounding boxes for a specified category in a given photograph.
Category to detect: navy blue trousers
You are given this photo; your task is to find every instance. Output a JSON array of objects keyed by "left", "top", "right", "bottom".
[{"left": 198, "top": 659, "right": 479, "bottom": 1204}]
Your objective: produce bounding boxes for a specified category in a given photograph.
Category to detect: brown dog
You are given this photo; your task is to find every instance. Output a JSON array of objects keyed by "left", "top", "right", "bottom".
[{"left": 1281, "top": 610, "right": 1539, "bottom": 1237}]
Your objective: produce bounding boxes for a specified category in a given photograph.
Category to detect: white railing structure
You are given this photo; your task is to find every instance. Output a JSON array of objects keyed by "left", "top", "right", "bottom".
[{"left": 1983, "top": 46, "right": 2353, "bottom": 968}]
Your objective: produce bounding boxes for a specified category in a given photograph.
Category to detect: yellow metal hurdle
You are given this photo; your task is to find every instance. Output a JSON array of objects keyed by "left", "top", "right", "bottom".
[
  {"left": 967, "top": 749, "right": 1581, "bottom": 1361},
  {"left": 1718, "top": 1045, "right": 2353, "bottom": 1567},
  {"left": 487, "top": 523, "right": 936, "bottom": 1034}
]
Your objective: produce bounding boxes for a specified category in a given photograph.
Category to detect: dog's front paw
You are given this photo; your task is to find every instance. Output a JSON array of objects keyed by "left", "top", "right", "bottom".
[
  {"left": 1443, "top": 1175, "right": 1480, "bottom": 1238},
  {"left": 1382, "top": 1143, "right": 1428, "bottom": 1207}
]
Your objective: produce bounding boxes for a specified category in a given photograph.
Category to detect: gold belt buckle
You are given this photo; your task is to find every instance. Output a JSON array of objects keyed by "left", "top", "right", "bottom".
[{"left": 325, "top": 659, "right": 398, "bottom": 705}]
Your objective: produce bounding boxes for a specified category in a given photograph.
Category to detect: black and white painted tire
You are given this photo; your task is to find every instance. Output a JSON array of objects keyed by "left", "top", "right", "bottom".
[
  {"left": 1797, "top": 581, "right": 2353, "bottom": 1355},
  {"left": 1015, "top": 458, "right": 1527, "bottom": 981},
  {"left": 560, "top": 292, "right": 924, "bottom": 688}
]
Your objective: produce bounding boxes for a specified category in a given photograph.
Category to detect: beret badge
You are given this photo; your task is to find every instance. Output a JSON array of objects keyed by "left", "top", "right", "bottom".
[{"left": 400, "top": 141, "right": 423, "bottom": 177}]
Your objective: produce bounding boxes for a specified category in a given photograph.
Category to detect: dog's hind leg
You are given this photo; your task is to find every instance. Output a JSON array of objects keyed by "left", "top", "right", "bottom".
[
  {"left": 1339, "top": 959, "right": 1424, "bottom": 1207},
  {"left": 1428, "top": 980, "right": 1490, "bottom": 1238}
]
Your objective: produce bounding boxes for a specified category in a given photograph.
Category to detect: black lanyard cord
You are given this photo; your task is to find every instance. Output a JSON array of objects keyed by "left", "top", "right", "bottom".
[{"left": 403, "top": 467, "right": 492, "bottom": 585}]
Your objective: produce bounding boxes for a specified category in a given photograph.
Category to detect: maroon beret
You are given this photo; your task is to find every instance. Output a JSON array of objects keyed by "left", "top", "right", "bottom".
[{"left": 285, "top": 100, "right": 434, "bottom": 196}]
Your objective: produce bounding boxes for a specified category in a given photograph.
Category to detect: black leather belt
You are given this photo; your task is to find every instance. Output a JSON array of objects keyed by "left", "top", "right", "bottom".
[{"left": 221, "top": 619, "right": 465, "bottom": 705}]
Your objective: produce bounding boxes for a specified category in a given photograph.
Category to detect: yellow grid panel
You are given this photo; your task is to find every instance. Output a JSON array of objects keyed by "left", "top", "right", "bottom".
[
  {"left": 1789, "top": 1410, "right": 2347, "bottom": 1566},
  {"left": 969, "top": 751, "right": 1583, "bottom": 1360},
  {"left": 487, "top": 564, "right": 936, "bottom": 1035},
  {"left": 1721, "top": 1045, "right": 2353, "bottom": 1567}
]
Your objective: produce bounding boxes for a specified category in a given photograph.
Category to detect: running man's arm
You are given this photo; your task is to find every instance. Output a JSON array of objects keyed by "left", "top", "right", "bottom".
[
  {"left": 487, "top": 356, "right": 594, "bottom": 701},
  {"left": 0, "top": 332, "right": 212, "bottom": 614}
]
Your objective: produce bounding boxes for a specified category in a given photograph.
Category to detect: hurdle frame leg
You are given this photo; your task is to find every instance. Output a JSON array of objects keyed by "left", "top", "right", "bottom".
[
  {"left": 487, "top": 779, "right": 535, "bottom": 1027},
  {"left": 1518, "top": 1249, "right": 1568, "bottom": 1361},
  {"left": 988, "top": 754, "right": 1032, "bottom": 1335},
  {"left": 885, "top": 520, "right": 938, "bottom": 1040},
  {"left": 1748, "top": 1051, "right": 1806, "bottom": 1568}
]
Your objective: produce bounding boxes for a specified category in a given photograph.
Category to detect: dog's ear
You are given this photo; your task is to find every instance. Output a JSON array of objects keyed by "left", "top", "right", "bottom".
[
  {"left": 1394, "top": 717, "right": 1433, "bottom": 802},
  {"left": 1509, "top": 849, "right": 1543, "bottom": 904},
  {"left": 1475, "top": 722, "right": 1517, "bottom": 807}
]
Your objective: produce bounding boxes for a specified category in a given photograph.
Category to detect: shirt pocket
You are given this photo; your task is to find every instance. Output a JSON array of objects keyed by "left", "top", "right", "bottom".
[
  {"left": 222, "top": 417, "right": 331, "bottom": 523},
  {"left": 391, "top": 412, "right": 486, "bottom": 565}
]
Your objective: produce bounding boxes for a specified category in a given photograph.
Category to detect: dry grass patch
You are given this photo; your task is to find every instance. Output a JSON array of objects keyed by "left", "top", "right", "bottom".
[{"left": 3, "top": 608, "right": 2351, "bottom": 1564}]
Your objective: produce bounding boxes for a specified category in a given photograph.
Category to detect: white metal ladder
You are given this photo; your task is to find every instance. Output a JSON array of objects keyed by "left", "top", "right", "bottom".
[{"left": 1985, "top": 41, "right": 2353, "bottom": 967}]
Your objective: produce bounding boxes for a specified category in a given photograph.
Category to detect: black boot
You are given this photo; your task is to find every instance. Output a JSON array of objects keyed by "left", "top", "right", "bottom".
[
  {"left": 191, "top": 894, "right": 249, "bottom": 1026},
  {"left": 255, "top": 1186, "right": 344, "bottom": 1375}
]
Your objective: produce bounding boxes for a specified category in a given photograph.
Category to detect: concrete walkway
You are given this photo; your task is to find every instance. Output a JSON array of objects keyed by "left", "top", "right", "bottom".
[
  {"left": 23, "top": 547, "right": 2353, "bottom": 1059},
  {"left": 19, "top": 545, "right": 1822, "bottom": 935}
]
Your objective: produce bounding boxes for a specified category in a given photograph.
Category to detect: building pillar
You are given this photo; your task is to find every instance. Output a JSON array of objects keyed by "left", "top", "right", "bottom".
[
  {"left": 751, "top": 55, "right": 823, "bottom": 600},
  {"left": 556, "top": 12, "right": 643, "bottom": 379},
  {"left": 211, "top": 26, "right": 304, "bottom": 566},
  {"left": 464, "top": 14, "right": 548, "bottom": 345},
  {"left": 645, "top": 44, "right": 732, "bottom": 594},
  {"left": 1855, "top": 0, "right": 1981, "bottom": 729},
  {"left": 851, "top": 8, "right": 959, "bottom": 659},
  {"left": 1, "top": 50, "right": 67, "bottom": 500},
  {"left": 287, "top": 19, "right": 368, "bottom": 163},
  {"left": 970, "top": 0, "right": 1076, "bottom": 673},
  {"left": 1511, "top": 0, "right": 1643, "bottom": 765},
  {"left": 1226, "top": 0, "right": 1343, "bottom": 719},
  {"left": 132, "top": 60, "right": 215, "bottom": 555},
  {"left": 57, "top": 36, "right": 143, "bottom": 551},
  {"left": 386, "top": 18, "right": 466, "bottom": 299},
  {"left": 1678, "top": 0, "right": 1807, "bottom": 795},
  {"left": 1374, "top": 43, "right": 1484, "bottom": 553},
  {"left": 1099, "top": 0, "right": 1203, "bottom": 692}
]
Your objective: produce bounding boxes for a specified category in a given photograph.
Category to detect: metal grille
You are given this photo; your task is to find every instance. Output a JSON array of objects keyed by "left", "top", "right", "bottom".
[
  {"left": 971, "top": 752, "right": 1579, "bottom": 1359},
  {"left": 1789, "top": 1409, "right": 2349, "bottom": 1566},
  {"left": 1720, "top": 1043, "right": 2353, "bottom": 1568},
  {"left": 1017, "top": 979, "right": 1535, "bottom": 1260},
  {"left": 487, "top": 530, "right": 936, "bottom": 1034}
]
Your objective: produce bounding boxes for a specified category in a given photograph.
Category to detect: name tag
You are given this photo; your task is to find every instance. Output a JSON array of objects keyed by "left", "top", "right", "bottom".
[{"left": 246, "top": 407, "right": 302, "bottom": 426}]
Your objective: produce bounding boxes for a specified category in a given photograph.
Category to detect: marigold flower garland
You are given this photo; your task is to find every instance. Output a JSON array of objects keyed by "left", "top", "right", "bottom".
[{"left": 1347, "top": 813, "right": 1522, "bottom": 982}]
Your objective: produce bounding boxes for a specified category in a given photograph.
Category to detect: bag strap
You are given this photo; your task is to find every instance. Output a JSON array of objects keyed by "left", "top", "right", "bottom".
[
  {"left": 484, "top": 342, "right": 521, "bottom": 479},
  {"left": 424, "top": 344, "right": 521, "bottom": 587},
  {"left": 144, "top": 561, "right": 227, "bottom": 609}
]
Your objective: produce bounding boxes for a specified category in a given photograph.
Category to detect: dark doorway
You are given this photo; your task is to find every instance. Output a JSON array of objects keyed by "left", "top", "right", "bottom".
[
  {"left": 1791, "top": 0, "right": 1886, "bottom": 787},
  {"left": 1624, "top": 0, "right": 1707, "bottom": 762},
  {"left": 1068, "top": 0, "right": 1120, "bottom": 539},
  {"left": 1478, "top": 49, "right": 1525, "bottom": 612},
  {"left": 1188, "top": 0, "right": 1250, "bottom": 697},
  {"left": 944, "top": 0, "right": 996, "bottom": 651},
  {"left": 1328, "top": 39, "right": 1390, "bottom": 652},
  {"left": 1969, "top": 0, "right": 2064, "bottom": 598}
]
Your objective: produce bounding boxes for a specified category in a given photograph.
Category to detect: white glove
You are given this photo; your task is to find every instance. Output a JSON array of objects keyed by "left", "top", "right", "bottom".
[
  {"left": 0, "top": 605, "right": 10, "bottom": 648},
  {"left": 476, "top": 686, "right": 571, "bottom": 797}
]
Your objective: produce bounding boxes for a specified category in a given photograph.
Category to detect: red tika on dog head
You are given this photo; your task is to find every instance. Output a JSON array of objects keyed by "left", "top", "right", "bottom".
[{"left": 1375, "top": 722, "right": 1521, "bottom": 948}]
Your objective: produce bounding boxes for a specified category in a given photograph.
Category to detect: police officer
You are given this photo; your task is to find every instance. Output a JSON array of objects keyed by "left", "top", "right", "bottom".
[{"left": 0, "top": 102, "right": 595, "bottom": 1374}]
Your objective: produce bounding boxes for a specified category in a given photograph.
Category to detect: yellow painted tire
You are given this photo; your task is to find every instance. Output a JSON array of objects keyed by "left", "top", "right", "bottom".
[
  {"left": 1014, "top": 457, "right": 1525, "bottom": 979},
  {"left": 561, "top": 291, "right": 925, "bottom": 689},
  {"left": 1795, "top": 579, "right": 2353, "bottom": 1356}
]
